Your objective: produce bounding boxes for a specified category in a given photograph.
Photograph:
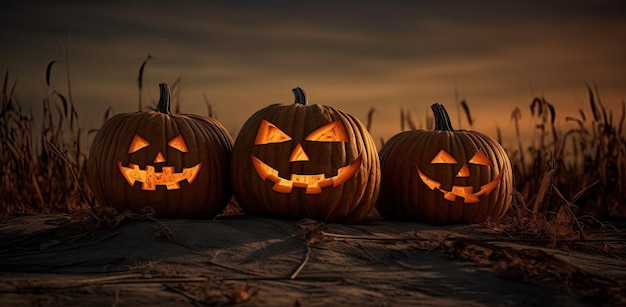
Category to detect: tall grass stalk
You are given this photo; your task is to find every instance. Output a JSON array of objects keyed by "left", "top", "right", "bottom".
[
  {"left": 506, "top": 85, "right": 625, "bottom": 221},
  {"left": 1, "top": 67, "right": 91, "bottom": 215}
]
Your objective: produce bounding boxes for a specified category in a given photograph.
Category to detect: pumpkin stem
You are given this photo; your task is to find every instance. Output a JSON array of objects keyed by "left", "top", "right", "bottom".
[
  {"left": 292, "top": 87, "right": 307, "bottom": 105},
  {"left": 155, "top": 83, "right": 172, "bottom": 114},
  {"left": 432, "top": 103, "right": 455, "bottom": 131}
]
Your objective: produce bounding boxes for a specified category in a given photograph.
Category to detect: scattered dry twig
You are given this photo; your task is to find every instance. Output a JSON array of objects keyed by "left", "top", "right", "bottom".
[{"left": 290, "top": 245, "right": 311, "bottom": 280}]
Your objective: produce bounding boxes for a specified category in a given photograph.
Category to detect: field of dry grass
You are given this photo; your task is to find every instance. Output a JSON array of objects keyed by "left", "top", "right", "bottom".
[
  {"left": 1, "top": 61, "right": 625, "bottom": 248},
  {"left": 2, "top": 61, "right": 625, "bottom": 306}
]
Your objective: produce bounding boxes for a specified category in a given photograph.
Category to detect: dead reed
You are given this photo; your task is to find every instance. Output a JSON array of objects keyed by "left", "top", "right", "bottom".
[
  {"left": 1, "top": 57, "right": 624, "bottom": 233},
  {"left": 392, "top": 89, "right": 625, "bottom": 244},
  {"left": 506, "top": 85, "right": 625, "bottom": 220},
  {"left": 1, "top": 65, "right": 91, "bottom": 215}
]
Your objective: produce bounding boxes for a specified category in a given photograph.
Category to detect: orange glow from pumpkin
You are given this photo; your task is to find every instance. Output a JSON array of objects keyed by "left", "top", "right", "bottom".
[
  {"left": 255, "top": 119, "right": 292, "bottom": 145},
  {"left": 468, "top": 149, "right": 492, "bottom": 166},
  {"left": 251, "top": 154, "right": 362, "bottom": 194},
  {"left": 153, "top": 151, "right": 166, "bottom": 163},
  {"left": 251, "top": 119, "right": 359, "bottom": 193},
  {"left": 416, "top": 167, "right": 504, "bottom": 203},
  {"left": 456, "top": 164, "right": 470, "bottom": 177},
  {"left": 129, "top": 134, "right": 150, "bottom": 153},
  {"left": 168, "top": 134, "right": 189, "bottom": 152},
  {"left": 305, "top": 120, "right": 349, "bottom": 142},
  {"left": 289, "top": 143, "right": 310, "bottom": 162},
  {"left": 117, "top": 161, "right": 201, "bottom": 190},
  {"left": 431, "top": 149, "right": 457, "bottom": 164},
  {"left": 119, "top": 133, "right": 201, "bottom": 190},
  {"left": 416, "top": 148, "right": 503, "bottom": 203}
]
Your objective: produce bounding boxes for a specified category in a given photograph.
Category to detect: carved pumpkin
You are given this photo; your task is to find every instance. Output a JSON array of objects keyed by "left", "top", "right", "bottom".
[
  {"left": 88, "top": 83, "right": 234, "bottom": 218},
  {"left": 231, "top": 87, "right": 380, "bottom": 223},
  {"left": 376, "top": 103, "right": 512, "bottom": 225}
]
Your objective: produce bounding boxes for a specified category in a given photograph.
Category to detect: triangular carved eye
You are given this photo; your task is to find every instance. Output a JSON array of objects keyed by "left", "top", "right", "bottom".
[
  {"left": 168, "top": 135, "right": 188, "bottom": 152},
  {"left": 129, "top": 134, "right": 150, "bottom": 153},
  {"left": 431, "top": 149, "right": 457, "bottom": 164},
  {"left": 255, "top": 119, "right": 292, "bottom": 145},
  {"left": 305, "top": 120, "right": 348, "bottom": 142},
  {"left": 469, "top": 149, "right": 492, "bottom": 166}
]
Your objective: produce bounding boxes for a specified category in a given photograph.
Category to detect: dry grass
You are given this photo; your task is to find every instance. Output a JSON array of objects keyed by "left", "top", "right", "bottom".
[
  {"left": 391, "top": 87, "right": 625, "bottom": 245},
  {"left": 1, "top": 60, "right": 624, "bottom": 244},
  {"left": 508, "top": 85, "right": 626, "bottom": 220},
  {"left": 1, "top": 66, "right": 91, "bottom": 215},
  {"left": 496, "top": 86, "right": 625, "bottom": 245},
  {"left": 0, "top": 57, "right": 242, "bottom": 217}
]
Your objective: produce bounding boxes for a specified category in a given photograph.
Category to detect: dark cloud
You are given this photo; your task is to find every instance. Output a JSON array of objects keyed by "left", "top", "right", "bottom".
[{"left": 1, "top": 0, "right": 625, "bottom": 144}]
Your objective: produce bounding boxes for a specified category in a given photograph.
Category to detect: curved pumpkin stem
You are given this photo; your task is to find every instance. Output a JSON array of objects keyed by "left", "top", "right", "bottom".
[
  {"left": 431, "top": 103, "right": 455, "bottom": 132},
  {"left": 292, "top": 87, "right": 307, "bottom": 105},
  {"left": 155, "top": 83, "right": 172, "bottom": 114}
]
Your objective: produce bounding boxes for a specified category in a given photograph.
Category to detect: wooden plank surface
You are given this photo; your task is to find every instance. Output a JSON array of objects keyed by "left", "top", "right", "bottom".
[{"left": 0, "top": 213, "right": 624, "bottom": 306}]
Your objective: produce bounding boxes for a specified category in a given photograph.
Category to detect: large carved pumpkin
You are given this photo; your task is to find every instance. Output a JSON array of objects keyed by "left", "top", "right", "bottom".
[
  {"left": 231, "top": 87, "right": 380, "bottom": 223},
  {"left": 376, "top": 103, "right": 512, "bottom": 225},
  {"left": 88, "top": 83, "right": 234, "bottom": 218}
]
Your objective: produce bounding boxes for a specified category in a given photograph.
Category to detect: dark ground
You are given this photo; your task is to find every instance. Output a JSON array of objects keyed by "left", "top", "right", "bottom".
[{"left": 0, "top": 213, "right": 624, "bottom": 306}]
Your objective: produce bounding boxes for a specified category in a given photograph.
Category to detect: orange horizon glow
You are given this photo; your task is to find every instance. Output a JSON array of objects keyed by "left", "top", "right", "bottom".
[{"left": 1, "top": 1, "right": 624, "bottom": 151}]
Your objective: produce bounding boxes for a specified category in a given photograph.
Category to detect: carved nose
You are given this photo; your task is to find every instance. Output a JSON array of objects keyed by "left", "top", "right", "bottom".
[
  {"left": 456, "top": 163, "right": 470, "bottom": 177},
  {"left": 153, "top": 150, "right": 166, "bottom": 163},
  {"left": 289, "top": 143, "right": 310, "bottom": 162}
]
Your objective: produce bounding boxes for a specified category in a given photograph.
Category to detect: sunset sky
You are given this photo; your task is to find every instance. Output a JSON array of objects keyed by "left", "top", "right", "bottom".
[{"left": 2, "top": 1, "right": 625, "bottom": 148}]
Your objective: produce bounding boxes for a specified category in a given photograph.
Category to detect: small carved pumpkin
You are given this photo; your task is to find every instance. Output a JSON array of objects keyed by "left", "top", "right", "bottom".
[
  {"left": 376, "top": 103, "right": 512, "bottom": 225},
  {"left": 231, "top": 87, "right": 380, "bottom": 223},
  {"left": 88, "top": 83, "right": 234, "bottom": 218}
]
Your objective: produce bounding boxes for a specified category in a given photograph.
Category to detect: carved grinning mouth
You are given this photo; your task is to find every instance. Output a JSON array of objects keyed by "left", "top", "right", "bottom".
[
  {"left": 117, "top": 161, "right": 201, "bottom": 191},
  {"left": 251, "top": 154, "right": 362, "bottom": 194},
  {"left": 416, "top": 166, "right": 503, "bottom": 203}
]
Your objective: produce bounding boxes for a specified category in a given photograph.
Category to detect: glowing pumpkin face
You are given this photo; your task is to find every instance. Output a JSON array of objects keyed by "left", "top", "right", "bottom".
[
  {"left": 231, "top": 87, "right": 380, "bottom": 224},
  {"left": 251, "top": 119, "right": 361, "bottom": 194},
  {"left": 117, "top": 133, "right": 201, "bottom": 191},
  {"left": 376, "top": 103, "right": 512, "bottom": 225},
  {"left": 88, "top": 83, "right": 234, "bottom": 219},
  {"left": 416, "top": 148, "right": 503, "bottom": 203}
]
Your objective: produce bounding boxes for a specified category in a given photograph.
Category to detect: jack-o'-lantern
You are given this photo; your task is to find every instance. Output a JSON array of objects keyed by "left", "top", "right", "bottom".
[
  {"left": 231, "top": 87, "right": 380, "bottom": 223},
  {"left": 376, "top": 103, "right": 512, "bottom": 225},
  {"left": 88, "top": 83, "right": 234, "bottom": 218}
]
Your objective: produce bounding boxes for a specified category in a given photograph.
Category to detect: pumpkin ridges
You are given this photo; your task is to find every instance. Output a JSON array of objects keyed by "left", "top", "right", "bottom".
[
  {"left": 177, "top": 116, "right": 215, "bottom": 216},
  {"left": 114, "top": 114, "right": 148, "bottom": 207},
  {"left": 457, "top": 132, "right": 490, "bottom": 223},
  {"left": 231, "top": 93, "right": 379, "bottom": 223},
  {"left": 162, "top": 113, "right": 179, "bottom": 217},
  {"left": 402, "top": 132, "right": 421, "bottom": 220},
  {"left": 194, "top": 115, "right": 234, "bottom": 216},
  {"left": 184, "top": 117, "right": 210, "bottom": 216},
  {"left": 324, "top": 110, "right": 371, "bottom": 222},
  {"left": 325, "top": 106, "right": 378, "bottom": 223},
  {"left": 376, "top": 103, "right": 512, "bottom": 225},
  {"left": 91, "top": 113, "right": 136, "bottom": 208},
  {"left": 477, "top": 131, "right": 512, "bottom": 221},
  {"left": 472, "top": 133, "right": 501, "bottom": 222},
  {"left": 320, "top": 109, "right": 356, "bottom": 221},
  {"left": 232, "top": 105, "right": 276, "bottom": 217},
  {"left": 184, "top": 116, "right": 204, "bottom": 215},
  {"left": 290, "top": 105, "right": 310, "bottom": 218},
  {"left": 88, "top": 84, "right": 233, "bottom": 219},
  {"left": 418, "top": 132, "right": 442, "bottom": 222},
  {"left": 355, "top": 113, "right": 381, "bottom": 219},
  {"left": 172, "top": 116, "right": 201, "bottom": 217},
  {"left": 341, "top": 112, "right": 380, "bottom": 223},
  {"left": 453, "top": 132, "right": 486, "bottom": 223},
  {"left": 466, "top": 131, "right": 509, "bottom": 222}
]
